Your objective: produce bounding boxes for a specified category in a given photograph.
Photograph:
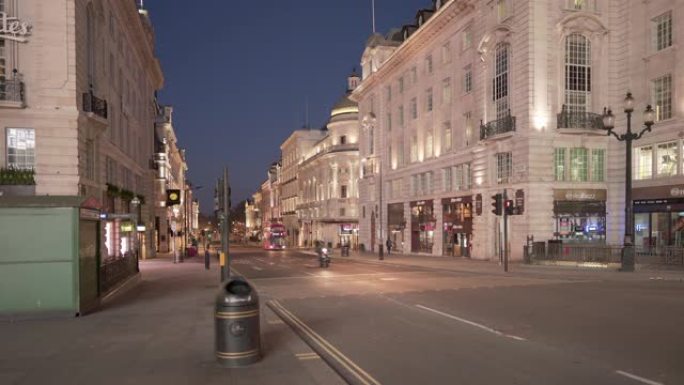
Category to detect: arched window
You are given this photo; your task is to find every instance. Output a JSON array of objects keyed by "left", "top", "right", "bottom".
[
  {"left": 564, "top": 33, "right": 591, "bottom": 114},
  {"left": 493, "top": 43, "right": 510, "bottom": 120}
]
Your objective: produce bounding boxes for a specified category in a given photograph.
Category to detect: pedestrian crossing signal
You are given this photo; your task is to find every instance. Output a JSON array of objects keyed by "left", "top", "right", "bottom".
[{"left": 491, "top": 193, "right": 502, "bottom": 216}]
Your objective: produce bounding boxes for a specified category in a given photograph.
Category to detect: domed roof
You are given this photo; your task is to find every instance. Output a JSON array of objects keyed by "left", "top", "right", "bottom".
[{"left": 329, "top": 92, "right": 358, "bottom": 123}]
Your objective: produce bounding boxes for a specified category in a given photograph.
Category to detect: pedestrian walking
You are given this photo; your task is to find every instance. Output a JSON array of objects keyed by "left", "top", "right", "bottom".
[
  {"left": 386, "top": 238, "right": 392, "bottom": 255},
  {"left": 204, "top": 245, "right": 211, "bottom": 270}
]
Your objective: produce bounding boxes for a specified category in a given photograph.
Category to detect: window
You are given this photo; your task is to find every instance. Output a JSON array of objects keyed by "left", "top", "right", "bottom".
[
  {"left": 7, "top": 128, "right": 35, "bottom": 170},
  {"left": 454, "top": 165, "right": 463, "bottom": 190},
  {"left": 369, "top": 126, "right": 374, "bottom": 155},
  {"left": 341, "top": 185, "right": 348, "bottom": 198},
  {"left": 426, "top": 55, "right": 433, "bottom": 74},
  {"left": 340, "top": 135, "right": 347, "bottom": 144},
  {"left": 591, "top": 149, "right": 605, "bottom": 182},
  {"left": 653, "top": 11, "right": 673, "bottom": 51},
  {"left": 554, "top": 148, "right": 566, "bottom": 181},
  {"left": 493, "top": 43, "right": 510, "bottom": 120},
  {"left": 497, "top": 0, "right": 509, "bottom": 21},
  {"left": 443, "top": 168, "right": 452, "bottom": 191},
  {"left": 442, "top": 78, "right": 452, "bottom": 105},
  {"left": 398, "top": 105, "right": 404, "bottom": 127},
  {"left": 386, "top": 86, "right": 392, "bottom": 103},
  {"left": 464, "top": 112, "right": 473, "bottom": 146},
  {"left": 410, "top": 98, "right": 417, "bottom": 119},
  {"left": 657, "top": 141, "right": 677, "bottom": 176},
  {"left": 463, "top": 163, "right": 472, "bottom": 189},
  {"left": 441, "top": 42, "right": 451, "bottom": 64},
  {"left": 462, "top": 27, "right": 473, "bottom": 50},
  {"left": 463, "top": 65, "right": 472, "bottom": 94},
  {"left": 635, "top": 146, "right": 653, "bottom": 180},
  {"left": 652, "top": 74, "right": 672, "bottom": 121},
  {"left": 85, "top": 139, "right": 95, "bottom": 180},
  {"left": 399, "top": 77, "right": 404, "bottom": 93},
  {"left": 570, "top": 148, "right": 588, "bottom": 182},
  {"left": 426, "top": 88, "right": 433, "bottom": 112},
  {"left": 410, "top": 134, "right": 418, "bottom": 163},
  {"left": 386, "top": 114, "right": 392, "bottom": 132},
  {"left": 425, "top": 129, "right": 434, "bottom": 159},
  {"left": 565, "top": 33, "right": 592, "bottom": 114},
  {"left": 496, "top": 152, "right": 512, "bottom": 184},
  {"left": 568, "top": 0, "right": 595, "bottom": 10},
  {"left": 340, "top": 208, "right": 346, "bottom": 217},
  {"left": 443, "top": 121, "right": 452, "bottom": 152},
  {"left": 106, "top": 157, "right": 118, "bottom": 184},
  {"left": 411, "top": 67, "right": 417, "bottom": 84}
]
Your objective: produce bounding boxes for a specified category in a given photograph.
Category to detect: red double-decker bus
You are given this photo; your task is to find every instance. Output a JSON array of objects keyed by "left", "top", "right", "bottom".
[{"left": 263, "top": 222, "right": 287, "bottom": 250}]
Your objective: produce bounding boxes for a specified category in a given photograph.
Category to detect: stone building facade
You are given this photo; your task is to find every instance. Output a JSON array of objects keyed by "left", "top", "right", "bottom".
[
  {"left": 0, "top": 0, "right": 164, "bottom": 259},
  {"left": 352, "top": 0, "right": 684, "bottom": 260}
]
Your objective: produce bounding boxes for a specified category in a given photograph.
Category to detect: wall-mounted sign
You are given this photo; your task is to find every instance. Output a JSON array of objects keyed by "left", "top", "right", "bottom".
[
  {"left": 121, "top": 222, "right": 135, "bottom": 233},
  {"left": 475, "top": 194, "right": 482, "bottom": 216},
  {"left": 0, "top": 13, "right": 31, "bottom": 43},
  {"left": 553, "top": 189, "right": 606, "bottom": 201}
]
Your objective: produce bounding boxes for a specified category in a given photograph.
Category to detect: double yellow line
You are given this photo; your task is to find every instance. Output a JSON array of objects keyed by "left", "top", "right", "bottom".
[{"left": 268, "top": 300, "right": 381, "bottom": 385}]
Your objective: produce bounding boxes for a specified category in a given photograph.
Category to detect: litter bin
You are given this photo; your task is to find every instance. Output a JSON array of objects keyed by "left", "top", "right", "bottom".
[{"left": 215, "top": 277, "right": 261, "bottom": 367}]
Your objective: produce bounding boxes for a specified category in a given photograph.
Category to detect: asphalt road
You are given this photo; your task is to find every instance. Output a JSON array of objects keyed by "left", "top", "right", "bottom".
[{"left": 232, "top": 246, "right": 684, "bottom": 385}]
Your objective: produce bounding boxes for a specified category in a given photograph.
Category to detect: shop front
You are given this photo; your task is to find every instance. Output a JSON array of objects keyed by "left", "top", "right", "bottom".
[
  {"left": 633, "top": 185, "right": 684, "bottom": 247},
  {"left": 553, "top": 189, "right": 606, "bottom": 244},
  {"left": 442, "top": 196, "right": 473, "bottom": 257},
  {"left": 387, "top": 203, "right": 406, "bottom": 253},
  {"left": 411, "top": 200, "right": 436, "bottom": 254},
  {"left": 339, "top": 223, "right": 359, "bottom": 249}
]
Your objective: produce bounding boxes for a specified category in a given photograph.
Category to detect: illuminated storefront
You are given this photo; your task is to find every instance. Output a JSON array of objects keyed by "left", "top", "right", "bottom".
[
  {"left": 553, "top": 189, "right": 606, "bottom": 244},
  {"left": 411, "top": 200, "right": 435, "bottom": 253},
  {"left": 442, "top": 196, "right": 472, "bottom": 257},
  {"left": 634, "top": 186, "right": 684, "bottom": 247}
]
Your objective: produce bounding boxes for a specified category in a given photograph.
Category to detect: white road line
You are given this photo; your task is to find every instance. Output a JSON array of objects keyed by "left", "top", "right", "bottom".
[
  {"left": 615, "top": 370, "right": 664, "bottom": 385},
  {"left": 252, "top": 266, "right": 263, "bottom": 271},
  {"left": 415, "top": 304, "right": 526, "bottom": 341},
  {"left": 379, "top": 277, "right": 398, "bottom": 281}
]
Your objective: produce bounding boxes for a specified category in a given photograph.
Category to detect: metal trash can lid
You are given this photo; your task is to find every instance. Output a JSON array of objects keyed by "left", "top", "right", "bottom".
[{"left": 216, "top": 277, "right": 259, "bottom": 308}]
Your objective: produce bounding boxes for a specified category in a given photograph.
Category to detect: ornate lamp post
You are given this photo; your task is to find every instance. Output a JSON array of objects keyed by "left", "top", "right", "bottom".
[{"left": 602, "top": 92, "right": 655, "bottom": 272}]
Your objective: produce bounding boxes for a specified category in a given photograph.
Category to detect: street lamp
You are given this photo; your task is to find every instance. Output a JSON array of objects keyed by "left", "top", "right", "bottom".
[
  {"left": 131, "top": 196, "right": 141, "bottom": 271},
  {"left": 362, "top": 113, "right": 384, "bottom": 260},
  {"left": 602, "top": 92, "right": 655, "bottom": 272}
]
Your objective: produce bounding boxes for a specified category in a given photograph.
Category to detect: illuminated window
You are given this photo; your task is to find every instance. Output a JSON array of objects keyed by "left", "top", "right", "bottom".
[
  {"left": 570, "top": 148, "right": 588, "bottom": 182},
  {"left": 634, "top": 146, "right": 653, "bottom": 180},
  {"left": 443, "top": 121, "right": 452, "bottom": 152},
  {"left": 410, "top": 134, "right": 418, "bottom": 163},
  {"left": 554, "top": 148, "right": 566, "bottom": 181},
  {"left": 653, "top": 11, "right": 673, "bottom": 51},
  {"left": 591, "top": 149, "right": 604, "bottom": 182},
  {"left": 7, "top": 128, "right": 35, "bottom": 170},
  {"left": 425, "top": 129, "right": 434, "bottom": 159},
  {"left": 443, "top": 168, "right": 452, "bottom": 191},
  {"left": 462, "top": 27, "right": 473, "bottom": 50},
  {"left": 464, "top": 112, "right": 473, "bottom": 147},
  {"left": 652, "top": 74, "right": 672, "bottom": 121},
  {"left": 497, "top": 0, "right": 509, "bottom": 21},
  {"left": 656, "top": 141, "right": 677, "bottom": 176}
]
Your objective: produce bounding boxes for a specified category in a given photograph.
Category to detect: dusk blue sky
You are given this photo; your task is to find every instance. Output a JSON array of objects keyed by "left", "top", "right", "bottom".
[{"left": 147, "top": 0, "right": 429, "bottom": 213}]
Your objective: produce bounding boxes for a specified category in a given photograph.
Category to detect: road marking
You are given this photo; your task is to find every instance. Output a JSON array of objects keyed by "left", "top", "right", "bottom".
[
  {"left": 615, "top": 370, "right": 663, "bottom": 385},
  {"left": 252, "top": 266, "right": 263, "bottom": 271},
  {"left": 415, "top": 304, "right": 526, "bottom": 341},
  {"left": 379, "top": 277, "right": 398, "bottom": 281},
  {"left": 268, "top": 300, "right": 381, "bottom": 385},
  {"left": 296, "top": 352, "right": 321, "bottom": 360}
]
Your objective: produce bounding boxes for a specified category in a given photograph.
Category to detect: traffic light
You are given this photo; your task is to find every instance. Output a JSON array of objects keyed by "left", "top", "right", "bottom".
[
  {"left": 504, "top": 199, "right": 515, "bottom": 216},
  {"left": 166, "top": 189, "right": 181, "bottom": 206},
  {"left": 491, "top": 193, "right": 502, "bottom": 216}
]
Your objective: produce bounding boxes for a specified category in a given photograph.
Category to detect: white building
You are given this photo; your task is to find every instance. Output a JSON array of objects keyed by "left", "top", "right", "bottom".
[
  {"left": 352, "top": 0, "right": 684, "bottom": 260},
  {"left": 0, "top": 0, "right": 163, "bottom": 259},
  {"left": 297, "top": 73, "right": 361, "bottom": 248},
  {"left": 280, "top": 128, "right": 326, "bottom": 247}
]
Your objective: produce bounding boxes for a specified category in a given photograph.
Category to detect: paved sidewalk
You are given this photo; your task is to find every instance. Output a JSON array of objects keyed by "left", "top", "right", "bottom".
[
  {"left": 0, "top": 255, "right": 343, "bottom": 385},
  {"left": 311, "top": 247, "right": 684, "bottom": 282}
]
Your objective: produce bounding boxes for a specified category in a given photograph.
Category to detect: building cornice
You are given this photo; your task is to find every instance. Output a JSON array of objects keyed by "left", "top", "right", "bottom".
[{"left": 351, "top": 0, "right": 476, "bottom": 101}]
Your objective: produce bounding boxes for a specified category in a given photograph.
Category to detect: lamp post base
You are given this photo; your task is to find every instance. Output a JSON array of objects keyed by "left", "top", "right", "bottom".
[
  {"left": 621, "top": 245, "right": 635, "bottom": 272},
  {"left": 378, "top": 244, "right": 384, "bottom": 260}
]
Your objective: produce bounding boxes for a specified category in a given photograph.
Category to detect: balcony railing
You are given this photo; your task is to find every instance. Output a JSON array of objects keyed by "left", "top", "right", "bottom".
[
  {"left": 557, "top": 105, "right": 604, "bottom": 131},
  {"left": 83, "top": 89, "right": 108, "bottom": 119},
  {"left": 0, "top": 72, "right": 25, "bottom": 105},
  {"left": 480, "top": 113, "right": 516, "bottom": 140}
]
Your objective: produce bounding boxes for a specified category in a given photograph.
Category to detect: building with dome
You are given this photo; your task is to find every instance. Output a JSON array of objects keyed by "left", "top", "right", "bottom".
[{"left": 295, "top": 72, "right": 362, "bottom": 248}]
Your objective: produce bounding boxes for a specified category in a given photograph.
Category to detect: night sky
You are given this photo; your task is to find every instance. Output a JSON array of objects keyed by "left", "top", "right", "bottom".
[{"left": 146, "top": 0, "right": 429, "bottom": 213}]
